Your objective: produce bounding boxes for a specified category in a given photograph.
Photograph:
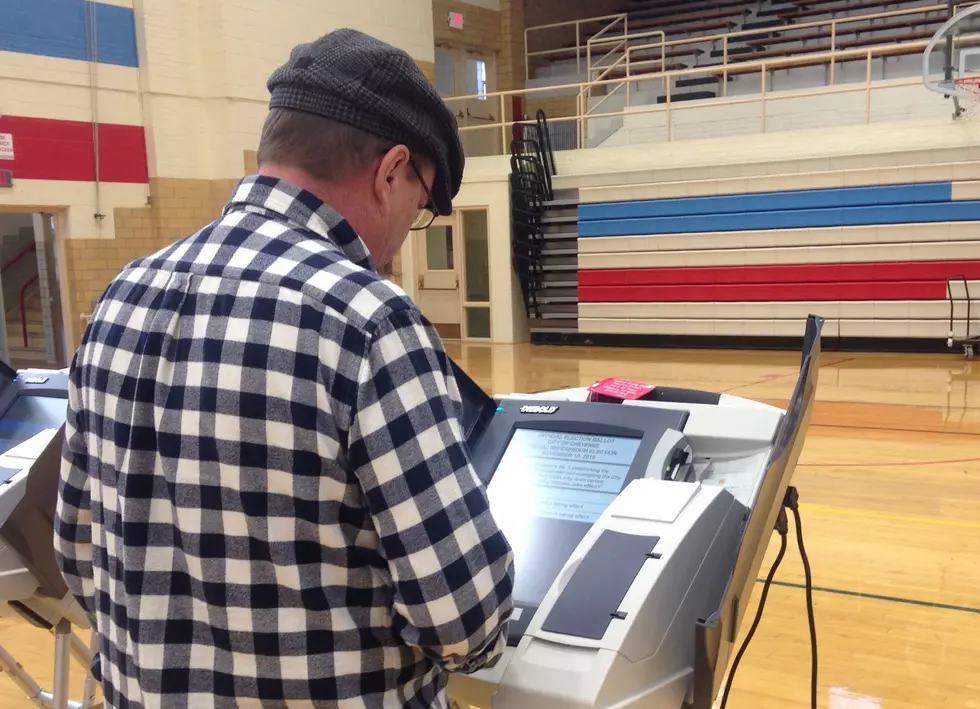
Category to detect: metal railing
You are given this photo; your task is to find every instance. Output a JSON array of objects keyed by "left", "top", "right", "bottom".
[
  {"left": 19, "top": 276, "right": 38, "bottom": 348},
  {"left": 526, "top": 1, "right": 977, "bottom": 95},
  {"left": 583, "top": 28, "right": 667, "bottom": 118},
  {"left": 524, "top": 14, "right": 627, "bottom": 78},
  {"left": 592, "top": 2, "right": 972, "bottom": 99},
  {"left": 0, "top": 244, "right": 36, "bottom": 275},
  {"left": 443, "top": 32, "right": 980, "bottom": 155}
]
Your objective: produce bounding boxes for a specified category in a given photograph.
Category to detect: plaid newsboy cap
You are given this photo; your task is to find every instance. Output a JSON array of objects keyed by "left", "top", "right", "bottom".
[{"left": 267, "top": 28, "right": 464, "bottom": 216}]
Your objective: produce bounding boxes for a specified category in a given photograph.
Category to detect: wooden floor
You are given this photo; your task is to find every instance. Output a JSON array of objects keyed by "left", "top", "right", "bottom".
[{"left": 2, "top": 343, "right": 978, "bottom": 708}]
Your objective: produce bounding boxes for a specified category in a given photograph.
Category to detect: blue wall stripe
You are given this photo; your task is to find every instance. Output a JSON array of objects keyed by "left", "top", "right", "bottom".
[
  {"left": 579, "top": 201, "right": 980, "bottom": 237},
  {"left": 579, "top": 183, "right": 953, "bottom": 221},
  {"left": 0, "top": 0, "right": 138, "bottom": 67}
]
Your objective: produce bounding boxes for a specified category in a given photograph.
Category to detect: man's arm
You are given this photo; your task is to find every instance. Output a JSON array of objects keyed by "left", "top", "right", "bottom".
[
  {"left": 54, "top": 365, "right": 97, "bottom": 622},
  {"left": 347, "top": 308, "right": 514, "bottom": 674}
]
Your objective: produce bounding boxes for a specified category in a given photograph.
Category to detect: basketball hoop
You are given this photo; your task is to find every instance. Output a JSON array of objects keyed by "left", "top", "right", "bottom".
[
  {"left": 922, "top": 3, "right": 980, "bottom": 119},
  {"left": 953, "top": 76, "right": 980, "bottom": 118}
]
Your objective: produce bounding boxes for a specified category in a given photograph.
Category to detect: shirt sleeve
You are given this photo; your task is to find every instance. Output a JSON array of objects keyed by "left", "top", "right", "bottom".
[
  {"left": 54, "top": 362, "right": 97, "bottom": 622},
  {"left": 347, "top": 308, "right": 514, "bottom": 674}
]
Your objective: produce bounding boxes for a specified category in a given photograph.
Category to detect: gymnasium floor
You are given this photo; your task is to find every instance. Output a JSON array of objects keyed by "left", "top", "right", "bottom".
[{"left": 1, "top": 343, "right": 977, "bottom": 708}]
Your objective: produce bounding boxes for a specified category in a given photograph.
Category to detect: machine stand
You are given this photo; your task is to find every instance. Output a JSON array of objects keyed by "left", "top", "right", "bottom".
[
  {"left": 52, "top": 619, "right": 72, "bottom": 709},
  {"left": 0, "top": 626, "right": 97, "bottom": 709}
]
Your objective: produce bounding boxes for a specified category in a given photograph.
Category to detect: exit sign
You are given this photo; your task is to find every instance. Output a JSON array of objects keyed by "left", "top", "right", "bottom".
[
  {"left": 0, "top": 170, "right": 12, "bottom": 188},
  {"left": 448, "top": 11, "right": 464, "bottom": 29}
]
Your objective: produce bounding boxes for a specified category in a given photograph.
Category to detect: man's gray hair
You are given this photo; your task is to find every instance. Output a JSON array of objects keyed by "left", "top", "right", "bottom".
[{"left": 256, "top": 108, "right": 392, "bottom": 183}]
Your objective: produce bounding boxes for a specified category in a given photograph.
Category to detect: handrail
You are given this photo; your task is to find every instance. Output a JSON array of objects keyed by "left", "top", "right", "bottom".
[
  {"left": 525, "top": 1, "right": 978, "bottom": 90},
  {"left": 19, "top": 275, "right": 38, "bottom": 348},
  {"left": 449, "top": 37, "right": 959, "bottom": 110},
  {"left": 524, "top": 13, "right": 627, "bottom": 77},
  {"left": 947, "top": 276, "right": 974, "bottom": 345},
  {"left": 587, "top": 29, "right": 666, "bottom": 79},
  {"left": 591, "top": 14, "right": 628, "bottom": 45},
  {"left": 535, "top": 110, "right": 557, "bottom": 187},
  {"left": 0, "top": 243, "right": 36, "bottom": 275},
  {"left": 451, "top": 31, "right": 980, "bottom": 156}
]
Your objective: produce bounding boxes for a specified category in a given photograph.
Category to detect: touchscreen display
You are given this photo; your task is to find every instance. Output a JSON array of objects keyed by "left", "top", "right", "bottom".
[
  {"left": 490, "top": 428, "right": 640, "bottom": 524},
  {"left": 487, "top": 428, "right": 641, "bottom": 607}
]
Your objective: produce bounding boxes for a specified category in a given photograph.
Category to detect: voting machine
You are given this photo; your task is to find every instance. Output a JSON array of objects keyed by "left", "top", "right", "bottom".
[
  {"left": 0, "top": 363, "right": 97, "bottom": 709},
  {"left": 449, "top": 315, "right": 824, "bottom": 709}
]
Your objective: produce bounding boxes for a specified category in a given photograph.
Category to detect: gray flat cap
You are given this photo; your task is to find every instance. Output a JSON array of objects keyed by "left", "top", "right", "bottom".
[{"left": 267, "top": 29, "right": 464, "bottom": 216}]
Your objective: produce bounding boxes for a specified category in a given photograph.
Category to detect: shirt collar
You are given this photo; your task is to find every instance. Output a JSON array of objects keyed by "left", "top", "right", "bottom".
[{"left": 223, "top": 174, "right": 375, "bottom": 272}]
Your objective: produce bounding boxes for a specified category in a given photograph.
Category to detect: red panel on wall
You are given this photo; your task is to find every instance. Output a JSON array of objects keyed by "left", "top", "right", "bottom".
[
  {"left": 579, "top": 280, "right": 948, "bottom": 303},
  {"left": 0, "top": 115, "right": 147, "bottom": 184},
  {"left": 579, "top": 260, "right": 980, "bottom": 287}
]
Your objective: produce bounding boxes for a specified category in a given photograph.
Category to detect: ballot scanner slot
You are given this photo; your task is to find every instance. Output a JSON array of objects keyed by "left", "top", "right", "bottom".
[
  {"left": 542, "top": 531, "right": 659, "bottom": 640},
  {"left": 642, "top": 387, "right": 721, "bottom": 406}
]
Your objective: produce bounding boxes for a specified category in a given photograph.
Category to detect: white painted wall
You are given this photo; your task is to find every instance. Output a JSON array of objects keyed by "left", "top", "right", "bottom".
[
  {"left": 596, "top": 82, "right": 953, "bottom": 149},
  {"left": 401, "top": 154, "right": 528, "bottom": 343},
  {"left": 135, "top": 0, "right": 436, "bottom": 180}
]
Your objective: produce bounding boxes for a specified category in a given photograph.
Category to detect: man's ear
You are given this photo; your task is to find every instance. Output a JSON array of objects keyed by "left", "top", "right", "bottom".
[{"left": 374, "top": 145, "right": 411, "bottom": 210}]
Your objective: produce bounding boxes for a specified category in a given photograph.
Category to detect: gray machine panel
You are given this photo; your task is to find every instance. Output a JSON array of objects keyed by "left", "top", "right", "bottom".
[
  {"left": 469, "top": 400, "right": 689, "bottom": 646},
  {"left": 542, "top": 531, "right": 660, "bottom": 640}
]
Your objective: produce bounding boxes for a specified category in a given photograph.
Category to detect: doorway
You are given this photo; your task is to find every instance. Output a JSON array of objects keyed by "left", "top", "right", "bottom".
[
  {"left": 435, "top": 47, "right": 501, "bottom": 157},
  {"left": 0, "top": 212, "right": 66, "bottom": 368},
  {"left": 414, "top": 208, "right": 492, "bottom": 341}
]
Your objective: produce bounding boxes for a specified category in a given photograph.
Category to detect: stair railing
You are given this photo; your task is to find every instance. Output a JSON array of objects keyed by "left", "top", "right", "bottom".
[
  {"left": 947, "top": 276, "right": 978, "bottom": 350},
  {"left": 534, "top": 110, "right": 557, "bottom": 196},
  {"left": 509, "top": 113, "right": 558, "bottom": 319},
  {"left": 19, "top": 276, "right": 39, "bottom": 348},
  {"left": 0, "top": 243, "right": 36, "bottom": 275}
]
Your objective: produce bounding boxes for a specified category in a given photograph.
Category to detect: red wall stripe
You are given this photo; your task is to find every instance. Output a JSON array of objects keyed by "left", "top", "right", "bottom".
[
  {"left": 0, "top": 116, "right": 147, "bottom": 184},
  {"left": 579, "top": 260, "right": 980, "bottom": 287},
  {"left": 579, "top": 281, "right": 947, "bottom": 303}
]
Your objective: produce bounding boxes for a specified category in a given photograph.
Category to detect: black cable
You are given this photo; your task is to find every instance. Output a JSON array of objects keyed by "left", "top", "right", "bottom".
[
  {"left": 790, "top": 502, "right": 818, "bottom": 709},
  {"left": 718, "top": 516, "right": 788, "bottom": 709}
]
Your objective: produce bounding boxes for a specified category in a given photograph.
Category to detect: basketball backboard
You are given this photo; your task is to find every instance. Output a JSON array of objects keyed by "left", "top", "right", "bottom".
[{"left": 923, "top": 3, "right": 980, "bottom": 114}]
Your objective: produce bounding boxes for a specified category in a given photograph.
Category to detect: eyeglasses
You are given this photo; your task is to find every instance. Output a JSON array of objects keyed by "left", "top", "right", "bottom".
[{"left": 408, "top": 158, "right": 438, "bottom": 231}]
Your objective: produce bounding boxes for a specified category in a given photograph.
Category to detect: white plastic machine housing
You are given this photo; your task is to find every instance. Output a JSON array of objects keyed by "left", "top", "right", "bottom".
[
  {"left": 0, "top": 366, "right": 96, "bottom": 709},
  {"left": 448, "top": 388, "right": 785, "bottom": 709},
  {"left": 0, "top": 367, "right": 87, "bottom": 629}
]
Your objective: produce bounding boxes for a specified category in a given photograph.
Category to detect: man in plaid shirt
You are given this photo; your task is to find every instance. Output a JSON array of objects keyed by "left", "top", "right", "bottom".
[{"left": 54, "top": 29, "right": 514, "bottom": 708}]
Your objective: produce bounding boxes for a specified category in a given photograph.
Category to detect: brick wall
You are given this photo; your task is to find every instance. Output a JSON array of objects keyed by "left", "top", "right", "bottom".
[
  {"left": 498, "top": 0, "right": 525, "bottom": 92},
  {"left": 525, "top": 95, "right": 579, "bottom": 121},
  {"left": 65, "top": 175, "right": 239, "bottom": 337},
  {"left": 418, "top": 60, "right": 436, "bottom": 83}
]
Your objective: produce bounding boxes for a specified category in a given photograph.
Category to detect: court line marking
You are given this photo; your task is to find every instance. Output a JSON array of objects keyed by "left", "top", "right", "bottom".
[
  {"left": 800, "top": 503, "right": 980, "bottom": 530},
  {"left": 812, "top": 422, "right": 980, "bottom": 438},
  {"left": 798, "top": 456, "right": 980, "bottom": 468},
  {"left": 758, "top": 579, "right": 980, "bottom": 616},
  {"left": 720, "top": 357, "right": 856, "bottom": 394}
]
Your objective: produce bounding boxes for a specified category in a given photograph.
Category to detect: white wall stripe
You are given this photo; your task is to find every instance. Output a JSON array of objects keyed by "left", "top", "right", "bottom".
[
  {"left": 0, "top": 77, "right": 143, "bottom": 125},
  {"left": 577, "top": 160, "right": 980, "bottom": 203},
  {"left": 577, "top": 318, "right": 955, "bottom": 339},
  {"left": 577, "top": 222, "right": 980, "bottom": 255},
  {"left": 578, "top": 300, "right": 962, "bottom": 321},
  {"left": 578, "top": 240, "right": 980, "bottom": 270},
  {"left": 0, "top": 180, "right": 147, "bottom": 240}
]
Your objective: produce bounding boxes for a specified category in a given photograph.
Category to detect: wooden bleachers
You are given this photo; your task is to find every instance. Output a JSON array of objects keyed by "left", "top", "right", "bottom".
[
  {"left": 776, "top": 0, "right": 937, "bottom": 21},
  {"left": 743, "top": 15, "right": 946, "bottom": 50}
]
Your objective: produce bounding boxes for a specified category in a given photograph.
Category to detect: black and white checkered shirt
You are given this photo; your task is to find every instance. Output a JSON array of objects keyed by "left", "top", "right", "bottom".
[{"left": 54, "top": 175, "right": 515, "bottom": 708}]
